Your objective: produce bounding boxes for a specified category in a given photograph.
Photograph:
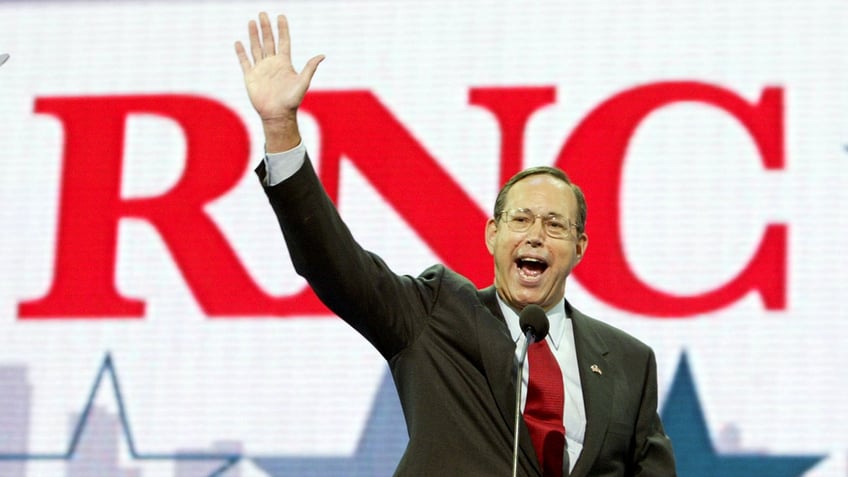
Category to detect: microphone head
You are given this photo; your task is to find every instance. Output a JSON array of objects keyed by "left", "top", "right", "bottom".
[{"left": 518, "top": 304, "right": 549, "bottom": 342}]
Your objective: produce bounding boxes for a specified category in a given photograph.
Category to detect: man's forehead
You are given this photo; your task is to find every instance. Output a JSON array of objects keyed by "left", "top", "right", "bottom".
[{"left": 506, "top": 175, "right": 575, "bottom": 208}]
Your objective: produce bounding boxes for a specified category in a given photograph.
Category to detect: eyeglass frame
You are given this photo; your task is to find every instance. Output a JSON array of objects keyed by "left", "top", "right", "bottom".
[{"left": 497, "top": 208, "right": 580, "bottom": 240}]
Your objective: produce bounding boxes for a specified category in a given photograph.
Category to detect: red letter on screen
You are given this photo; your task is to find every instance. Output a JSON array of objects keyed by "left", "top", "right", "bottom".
[
  {"left": 18, "top": 95, "right": 330, "bottom": 318},
  {"left": 559, "top": 82, "right": 786, "bottom": 317}
]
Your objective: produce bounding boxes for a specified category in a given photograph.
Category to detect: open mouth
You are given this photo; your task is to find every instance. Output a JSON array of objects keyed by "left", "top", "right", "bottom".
[{"left": 516, "top": 257, "right": 548, "bottom": 279}]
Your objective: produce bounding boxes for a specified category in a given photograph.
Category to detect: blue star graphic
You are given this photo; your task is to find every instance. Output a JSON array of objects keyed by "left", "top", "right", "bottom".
[
  {"left": 252, "top": 369, "right": 407, "bottom": 476},
  {"left": 0, "top": 353, "right": 240, "bottom": 477},
  {"left": 661, "top": 352, "right": 824, "bottom": 476}
]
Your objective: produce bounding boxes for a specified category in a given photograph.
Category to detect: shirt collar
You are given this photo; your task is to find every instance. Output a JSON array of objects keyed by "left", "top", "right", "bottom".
[{"left": 496, "top": 294, "right": 568, "bottom": 350}]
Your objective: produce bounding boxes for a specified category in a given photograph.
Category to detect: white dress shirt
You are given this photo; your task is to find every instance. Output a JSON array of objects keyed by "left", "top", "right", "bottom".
[
  {"left": 497, "top": 296, "right": 586, "bottom": 474},
  {"left": 263, "top": 142, "right": 307, "bottom": 185}
]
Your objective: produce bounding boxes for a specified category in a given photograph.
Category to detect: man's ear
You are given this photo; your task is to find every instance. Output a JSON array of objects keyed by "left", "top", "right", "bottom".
[
  {"left": 575, "top": 232, "right": 588, "bottom": 263},
  {"left": 485, "top": 219, "right": 498, "bottom": 255}
]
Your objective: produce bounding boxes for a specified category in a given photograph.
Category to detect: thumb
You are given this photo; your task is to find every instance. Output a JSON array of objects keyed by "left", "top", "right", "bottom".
[{"left": 300, "top": 54, "right": 325, "bottom": 87}]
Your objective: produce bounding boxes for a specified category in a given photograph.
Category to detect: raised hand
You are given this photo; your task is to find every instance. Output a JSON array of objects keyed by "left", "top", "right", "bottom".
[{"left": 235, "top": 12, "right": 323, "bottom": 151}]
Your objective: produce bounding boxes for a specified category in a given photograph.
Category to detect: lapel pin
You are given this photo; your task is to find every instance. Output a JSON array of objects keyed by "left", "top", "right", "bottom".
[{"left": 590, "top": 364, "right": 602, "bottom": 375}]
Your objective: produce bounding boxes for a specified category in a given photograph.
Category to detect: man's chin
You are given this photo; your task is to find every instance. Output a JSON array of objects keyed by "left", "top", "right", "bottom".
[{"left": 508, "top": 290, "right": 548, "bottom": 309}]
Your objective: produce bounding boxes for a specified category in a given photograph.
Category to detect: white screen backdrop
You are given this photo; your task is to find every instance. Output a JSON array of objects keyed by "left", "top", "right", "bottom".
[{"left": 1, "top": 1, "right": 846, "bottom": 476}]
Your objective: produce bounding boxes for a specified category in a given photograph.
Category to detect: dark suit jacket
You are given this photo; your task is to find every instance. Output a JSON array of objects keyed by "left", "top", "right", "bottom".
[{"left": 259, "top": 157, "right": 676, "bottom": 476}]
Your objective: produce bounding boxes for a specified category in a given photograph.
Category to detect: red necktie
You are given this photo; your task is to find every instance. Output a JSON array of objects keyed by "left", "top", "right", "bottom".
[{"left": 524, "top": 339, "right": 565, "bottom": 477}]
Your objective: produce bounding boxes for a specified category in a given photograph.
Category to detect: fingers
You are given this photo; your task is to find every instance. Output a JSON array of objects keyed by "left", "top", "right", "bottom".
[
  {"left": 236, "top": 12, "right": 313, "bottom": 74},
  {"left": 259, "top": 12, "right": 276, "bottom": 58},
  {"left": 277, "top": 15, "right": 291, "bottom": 61},
  {"left": 234, "top": 41, "right": 251, "bottom": 74},
  {"left": 248, "top": 18, "right": 262, "bottom": 63}
]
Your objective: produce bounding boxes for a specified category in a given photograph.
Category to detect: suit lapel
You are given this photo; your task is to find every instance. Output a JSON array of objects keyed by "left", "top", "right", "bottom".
[
  {"left": 477, "top": 287, "right": 541, "bottom": 475},
  {"left": 476, "top": 292, "right": 614, "bottom": 476},
  {"left": 567, "top": 303, "right": 614, "bottom": 477}
]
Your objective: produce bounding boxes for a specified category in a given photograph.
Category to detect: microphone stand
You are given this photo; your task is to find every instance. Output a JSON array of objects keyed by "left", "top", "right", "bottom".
[{"left": 512, "top": 329, "right": 536, "bottom": 477}]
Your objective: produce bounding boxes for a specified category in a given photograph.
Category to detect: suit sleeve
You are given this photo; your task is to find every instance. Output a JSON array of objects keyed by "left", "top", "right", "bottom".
[
  {"left": 257, "top": 155, "right": 436, "bottom": 360},
  {"left": 632, "top": 350, "right": 677, "bottom": 476}
]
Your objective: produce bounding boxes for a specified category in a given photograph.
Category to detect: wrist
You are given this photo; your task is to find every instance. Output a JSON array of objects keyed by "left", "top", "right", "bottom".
[{"left": 262, "top": 115, "right": 301, "bottom": 153}]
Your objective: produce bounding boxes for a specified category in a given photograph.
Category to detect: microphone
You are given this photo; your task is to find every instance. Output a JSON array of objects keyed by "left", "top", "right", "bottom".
[
  {"left": 519, "top": 304, "right": 549, "bottom": 343},
  {"left": 0, "top": 54, "right": 8, "bottom": 68},
  {"left": 512, "top": 304, "right": 550, "bottom": 477}
]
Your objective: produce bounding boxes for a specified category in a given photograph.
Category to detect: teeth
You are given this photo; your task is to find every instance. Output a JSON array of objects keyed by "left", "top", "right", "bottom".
[{"left": 518, "top": 257, "right": 545, "bottom": 264}]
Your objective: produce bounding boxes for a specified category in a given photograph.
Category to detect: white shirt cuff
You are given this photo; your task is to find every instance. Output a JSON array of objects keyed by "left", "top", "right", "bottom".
[{"left": 263, "top": 142, "right": 306, "bottom": 186}]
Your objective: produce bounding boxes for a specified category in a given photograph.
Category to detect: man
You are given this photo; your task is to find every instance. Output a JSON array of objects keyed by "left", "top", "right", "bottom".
[{"left": 235, "top": 12, "right": 676, "bottom": 476}]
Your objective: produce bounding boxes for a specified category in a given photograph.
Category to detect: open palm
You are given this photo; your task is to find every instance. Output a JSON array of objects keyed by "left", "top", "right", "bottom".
[{"left": 235, "top": 13, "right": 323, "bottom": 123}]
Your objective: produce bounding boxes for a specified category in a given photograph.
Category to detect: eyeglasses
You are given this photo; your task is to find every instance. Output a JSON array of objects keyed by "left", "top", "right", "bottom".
[{"left": 499, "top": 208, "right": 578, "bottom": 240}]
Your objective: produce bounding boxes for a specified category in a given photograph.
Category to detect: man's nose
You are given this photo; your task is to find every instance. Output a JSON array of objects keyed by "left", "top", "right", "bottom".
[{"left": 524, "top": 217, "right": 545, "bottom": 245}]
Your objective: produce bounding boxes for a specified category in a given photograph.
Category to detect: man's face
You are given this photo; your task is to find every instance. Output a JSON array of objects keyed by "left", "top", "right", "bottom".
[{"left": 485, "top": 174, "right": 588, "bottom": 311}]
